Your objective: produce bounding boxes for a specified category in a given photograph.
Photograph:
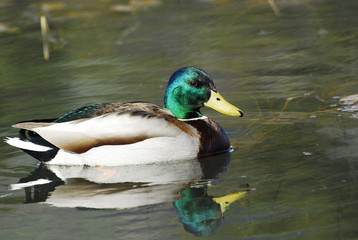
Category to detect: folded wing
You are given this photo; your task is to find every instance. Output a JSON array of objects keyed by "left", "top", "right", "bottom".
[{"left": 13, "top": 111, "right": 196, "bottom": 154}]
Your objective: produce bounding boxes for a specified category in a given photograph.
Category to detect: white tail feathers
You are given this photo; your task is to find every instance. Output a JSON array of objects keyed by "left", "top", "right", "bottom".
[{"left": 5, "top": 137, "right": 52, "bottom": 152}]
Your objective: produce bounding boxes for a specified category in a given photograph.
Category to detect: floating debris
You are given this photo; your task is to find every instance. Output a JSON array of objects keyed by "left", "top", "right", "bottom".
[
  {"left": 337, "top": 94, "right": 358, "bottom": 119},
  {"left": 340, "top": 94, "right": 358, "bottom": 105},
  {"left": 258, "top": 30, "right": 268, "bottom": 36},
  {"left": 338, "top": 105, "right": 358, "bottom": 113},
  {"left": 0, "top": 23, "right": 7, "bottom": 32},
  {"left": 0, "top": 23, "right": 20, "bottom": 33},
  {"left": 111, "top": 0, "right": 161, "bottom": 12},
  {"left": 317, "top": 27, "right": 328, "bottom": 36},
  {"left": 338, "top": 94, "right": 358, "bottom": 112},
  {"left": 110, "top": 5, "right": 133, "bottom": 12},
  {"left": 41, "top": 2, "right": 66, "bottom": 12},
  {"left": 130, "top": 0, "right": 161, "bottom": 8},
  {"left": 303, "top": 152, "right": 312, "bottom": 156}
]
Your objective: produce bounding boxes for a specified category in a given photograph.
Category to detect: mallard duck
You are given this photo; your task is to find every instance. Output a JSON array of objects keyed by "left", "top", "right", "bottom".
[{"left": 6, "top": 67, "right": 243, "bottom": 166}]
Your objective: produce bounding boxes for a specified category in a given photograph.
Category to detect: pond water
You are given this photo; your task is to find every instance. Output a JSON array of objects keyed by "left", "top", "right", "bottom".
[{"left": 1, "top": 0, "right": 358, "bottom": 239}]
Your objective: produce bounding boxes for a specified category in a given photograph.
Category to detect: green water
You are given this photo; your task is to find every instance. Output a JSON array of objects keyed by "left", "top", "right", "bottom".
[{"left": 1, "top": 0, "right": 358, "bottom": 239}]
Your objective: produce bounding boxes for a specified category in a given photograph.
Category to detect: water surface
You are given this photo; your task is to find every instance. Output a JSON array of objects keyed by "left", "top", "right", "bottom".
[{"left": 1, "top": 0, "right": 358, "bottom": 239}]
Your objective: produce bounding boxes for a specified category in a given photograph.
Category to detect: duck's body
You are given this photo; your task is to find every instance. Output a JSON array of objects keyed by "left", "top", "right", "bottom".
[{"left": 6, "top": 67, "right": 243, "bottom": 166}]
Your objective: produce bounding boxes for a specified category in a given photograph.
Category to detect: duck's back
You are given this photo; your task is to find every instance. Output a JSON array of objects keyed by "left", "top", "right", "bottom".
[{"left": 54, "top": 102, "right": 169, "bottom": 123}]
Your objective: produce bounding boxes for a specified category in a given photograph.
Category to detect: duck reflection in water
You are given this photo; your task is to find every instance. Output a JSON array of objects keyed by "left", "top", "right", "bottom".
[
  {"left": 10, "top": 153, "right": 248, "bottom": 236},
  {"left": 174, "top": 154, "right": 248, "bottom": 237},
  {"left": 174, "top": 186, "right": 246, "bottom": 237}
]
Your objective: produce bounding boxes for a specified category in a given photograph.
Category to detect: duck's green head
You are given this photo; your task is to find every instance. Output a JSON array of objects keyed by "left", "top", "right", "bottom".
[{"left": 164, "top": 67, "right": 244, "bottom": 119}]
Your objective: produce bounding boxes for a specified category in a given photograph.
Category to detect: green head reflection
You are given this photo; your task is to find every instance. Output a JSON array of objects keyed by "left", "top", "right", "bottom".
[{"left": 174, "top": 186, "right": 247, "bottom": 237}]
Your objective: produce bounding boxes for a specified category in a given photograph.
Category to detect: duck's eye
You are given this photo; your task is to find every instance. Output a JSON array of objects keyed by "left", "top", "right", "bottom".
[{"left": 189, "top": 80, "right": 197, "bottom": 87}]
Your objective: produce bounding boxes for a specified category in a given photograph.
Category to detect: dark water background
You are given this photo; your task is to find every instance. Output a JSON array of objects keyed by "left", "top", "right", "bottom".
[{"left": 1, "top": 0, "right": 358, "bottom": 239}]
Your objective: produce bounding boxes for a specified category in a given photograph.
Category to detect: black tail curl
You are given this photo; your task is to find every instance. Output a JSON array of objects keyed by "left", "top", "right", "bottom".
[{"left": 16, "top": 118, "right": 59, "bottom": 162}]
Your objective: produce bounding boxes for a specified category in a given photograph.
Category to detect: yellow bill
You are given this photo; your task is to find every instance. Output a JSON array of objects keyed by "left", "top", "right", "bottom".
[
  {"left": 213, "top": 192, "right": 246, "bottom": 215},
  {"left": 204, "top": 90, "right": 244, "bottom": 117}
]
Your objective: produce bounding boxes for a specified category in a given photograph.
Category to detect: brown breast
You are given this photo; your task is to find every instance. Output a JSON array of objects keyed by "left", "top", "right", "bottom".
[{"left": 185, "top": 117, "right": 230, "bottom": 158}]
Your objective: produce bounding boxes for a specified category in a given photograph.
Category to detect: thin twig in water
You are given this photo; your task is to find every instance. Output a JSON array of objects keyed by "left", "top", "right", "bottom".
[
  {"left": 40, "top": 16, "right": 50, "bottom": 61},
  {"left": 268, "top": 0, "right": 280, "bottom": 16}
]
